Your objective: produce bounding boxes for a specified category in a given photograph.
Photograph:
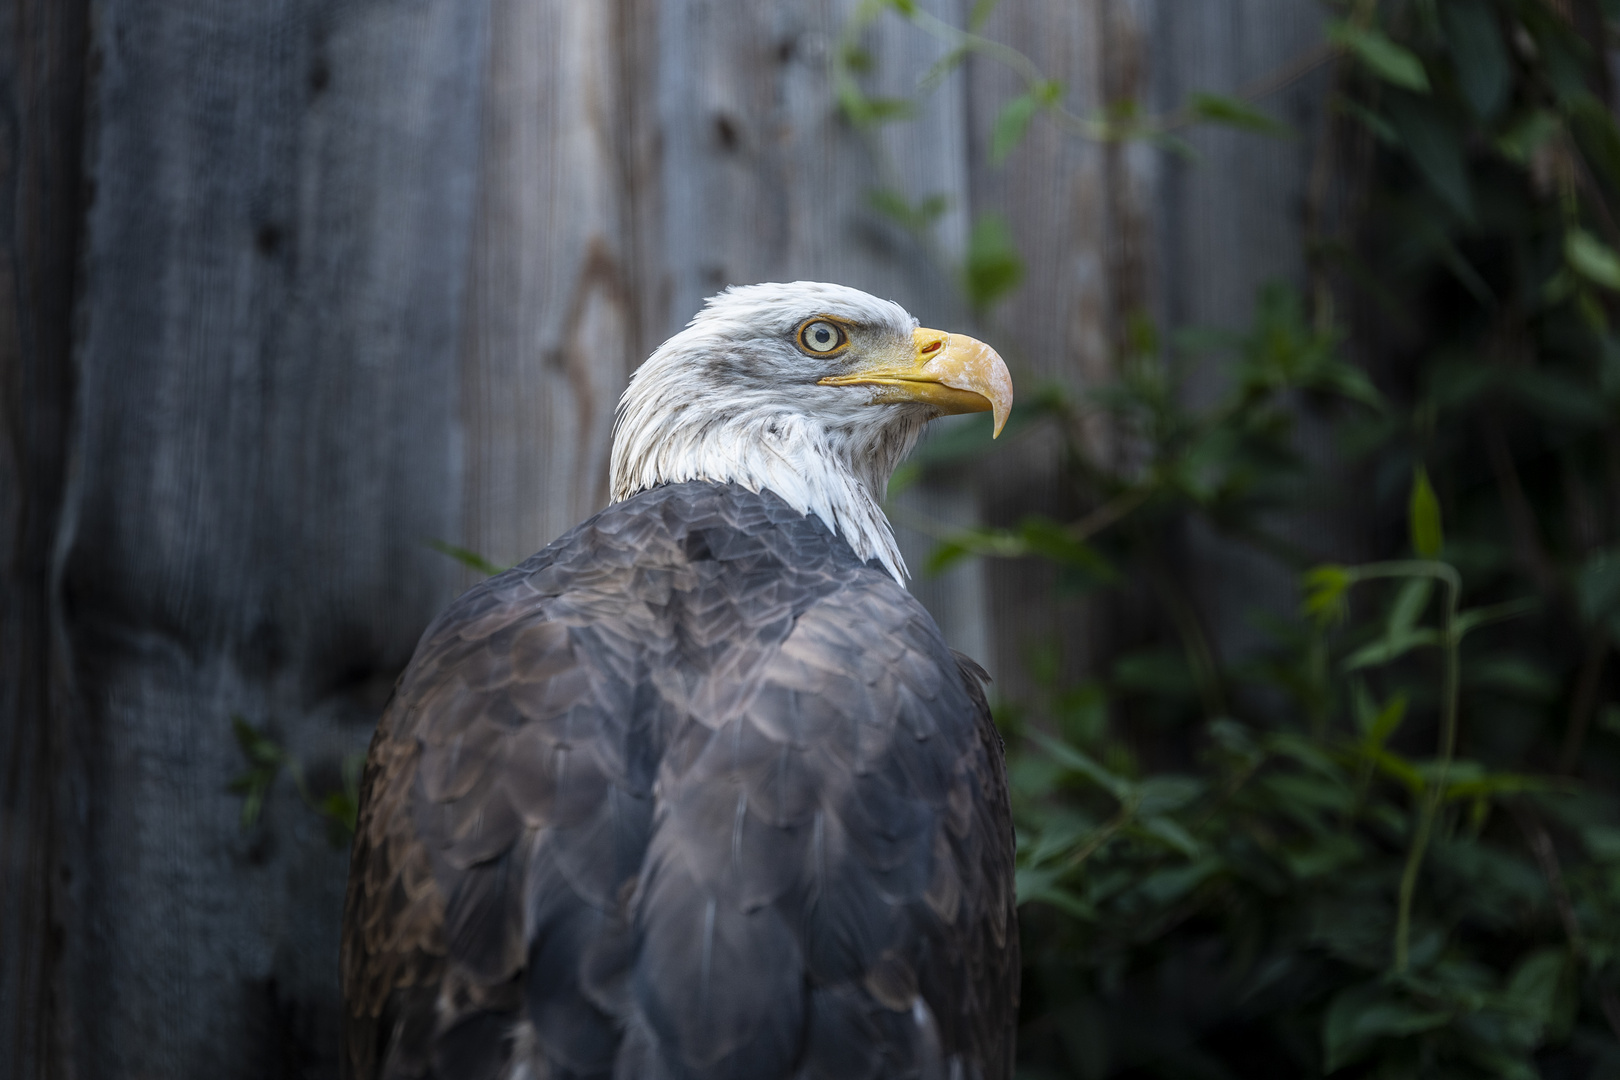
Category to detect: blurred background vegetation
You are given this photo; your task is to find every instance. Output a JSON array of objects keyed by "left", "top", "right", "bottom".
[{"left": 840, "top": 0, "right": 1620, "bottom": 1075}]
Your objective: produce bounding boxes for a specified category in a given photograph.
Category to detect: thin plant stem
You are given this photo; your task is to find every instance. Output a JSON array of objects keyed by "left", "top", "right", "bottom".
[
  {"left": 1341, "top": 560, "right": 1461, "bottom": 973},
  {"left": 899, "top": 4, "right": 1340, "bottom": 144},
  {"left": 1064, "top": 796, "right": 1139, "bottom": 870}
]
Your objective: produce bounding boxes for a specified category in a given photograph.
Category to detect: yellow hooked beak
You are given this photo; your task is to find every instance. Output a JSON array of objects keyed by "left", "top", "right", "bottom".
[{"left": 817, "top": 328, "right": 1014, "bottom": 437}]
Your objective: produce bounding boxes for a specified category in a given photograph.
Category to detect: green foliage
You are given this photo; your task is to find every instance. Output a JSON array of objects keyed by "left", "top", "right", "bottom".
[
  {"left": 862, "top": 1, "right": 1620, "bottom": 1074},
  {"left": 1567, "top": 229, "right": 1620, "bottom": 293},
  {"left": 228, "top": 715, "right": 286, "bottom": 830},
  {"left": 228, "top": 715, "right": 362, "bottom": 849},
  {"left": 1330, "top": 20, "right": 1432, "bottom": 92},
  {"left": 1409, "top": 467, "right": 1445, "bottom": 558},
  {"left": 1185, "top": 92, "right": 1294, "bottom": 138},
  {"left": 833, "top": 0, "right": 1310, "bottom": 315},
  {"left": 428, "top": 538, "right": 508, "bottom": 577},
  {"left": 991, "top": 80, "right": 1066, "bottom": 164},
  {"left": 963, "top": 213, "right": 1026, "bottom": 313}
]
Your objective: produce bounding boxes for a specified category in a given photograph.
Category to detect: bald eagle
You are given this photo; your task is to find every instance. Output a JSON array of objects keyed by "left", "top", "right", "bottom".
[{"left": 342, "top": 282, "right": 1019, "bottom": 1080}]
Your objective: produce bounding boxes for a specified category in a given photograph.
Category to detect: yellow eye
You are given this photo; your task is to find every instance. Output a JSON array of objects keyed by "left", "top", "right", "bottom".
[{"left": 799, "top": 320, "right": 845, "bottom": 354}]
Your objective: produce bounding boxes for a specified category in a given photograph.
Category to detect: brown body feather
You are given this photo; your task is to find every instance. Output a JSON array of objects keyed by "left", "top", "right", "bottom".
[{"left": 342, "top": 482, "right": 1017, "bottom": 1080}]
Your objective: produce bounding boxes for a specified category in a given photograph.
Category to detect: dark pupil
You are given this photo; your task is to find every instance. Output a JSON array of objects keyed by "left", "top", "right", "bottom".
[{"left": 814, "top": 328, "right": 831, "bottom": 345}]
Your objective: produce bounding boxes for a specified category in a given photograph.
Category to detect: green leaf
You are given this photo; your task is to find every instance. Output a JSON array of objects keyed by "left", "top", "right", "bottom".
[
  {"left": 1566, "top": 92, "right": 1620, "bottom": 193},
  {"left": 231, "top": 715, "right": 276, "bottom": 761},
  {"left": 990, "top": 92, "right": 1039, "bottom": 165},
  {"left": 1494, "top": 110, "right": 1559, "bottom": 163},
  {"left": 1029, "top": 732, "right": 1134, "bottom": 802},
  {"left": 1015, "top": 864, "right": 1097, "bottom": 918},
  {"left": 1283, "top": 834, "right": 1363, "bottom": 879},
  {"left": 1368, "top": 748, "right": 1427, "bottom": 795},
  {"left": 1336, "top": 95, "right": 1398, "bottom": 143},
  {"left": 1505, "top": 366, "right": 1610, "bottom": 427},
  {"left": 1344, "top": 628, "right": 1440, "bottom": 670},
  {"left": 1262, "top": 772, "right": 1354, "bottom": 816},
  {"left": 1185, "top": 92, "right": 1291, "bottom": 137},
  {"left": 989, "top": 80, "right": 1062, "bottom": 165},
  {"left": 228, "top": 716, "right": 286, "bottom": 830},
  {"left": 837, "top": 80, "right": 917, "bottom": 128},
  {"left": 866, "top": 188, "right": 949, "bottom": 235},
  {"left": 1328, "top": 22, "right": 1430, "bottom": 92},
  {"left": 1443, "top": 771, "right": 1552, "bottom": 801},
  {"left": 1502, "top": 948, "right": 1567, "bottom": 1035},
  {"left": 1138, "top": 815, "right": 1201, "bottom": 857},
  {"left": 318, "top": 753, "right": 365, "bottom": 845},
  {"left": 1322, "top": 982, "right": 1452, "bottom": 1072},
  {"left": 427, "top": 539, "right": 508, "bottom": 577},
  {"left": 1015, "top": 517, "right": 1115, "bottom": 577},
  {"left": 917, "top": 46, "right": 972, "bottom": 94},
  {"left": 925, "top": 525, "right": 1028, "bottom": 576},
  {"left": 1113, "top": 649, "right": 1197, "bottom": 701},
  {"left": 968, "top": 0, "right": 1001, "bottom": 30},
  {"left": 1388, "top": 578, "right": 1433, "bottom": 635},
  {"left": 1577, "top": 548, "right": 1620, "bottom": 623},
  {"left": 961, "top": 213, "right": 1025, "bottom": 311},
  {"left": 1386, "top": 96, "right": 1474, "bottom": 222},
  {"left": 1317, "top": 359, "right": 1384, "bottom": 408},
  {"left": 1359, "top": 691, "right": 1409, "bottom": 746},
  {"left": 1134, "top": 776, "right": 1203, "bottom": 816},
  {"left": 1582, "top": 825, "right": 1620, "bottom": 862},
  {"left": 1135, "top": 857, "right": 1220, "bottom": 906},
  {"left": 1462, "top": 653, "right": 1555, "bottom": 698},
  {"left": 1452, "top": 598, "right": 1538, "bottom": 639},
  {"left": 1441, "top": 0, "right": 1510, "bottom": 120},
  {"left": 1302, "top": 564, "right": 1352, "bottom": 625},
  {"left": 1055, "top": 682, "right": 1109, "bottom": 747},
  {"left": 885, "top": 0, "right": 917, "bottom": 16},
  {"left": 1408, "top": 466, "right": 1443, "bottom": 557},
  {"left": 1565, "top": 229, "right": 1620, "bottom": 292}
]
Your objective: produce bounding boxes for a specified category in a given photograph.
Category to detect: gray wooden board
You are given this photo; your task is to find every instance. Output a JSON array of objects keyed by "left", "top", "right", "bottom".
[
  {"left": 1152, "top": 0, "right": 1340, "bottom": 666},
  {"left": 55, "top": 1, "right": 485, "bottom": 1073},
  {"left": 0, "top": 0, "right": 90, "bottom": 1076}
]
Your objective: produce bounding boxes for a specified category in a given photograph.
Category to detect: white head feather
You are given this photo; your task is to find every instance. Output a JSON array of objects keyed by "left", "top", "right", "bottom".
[{"left": 610, "top": 282, "right": 938, "bottom": 583}]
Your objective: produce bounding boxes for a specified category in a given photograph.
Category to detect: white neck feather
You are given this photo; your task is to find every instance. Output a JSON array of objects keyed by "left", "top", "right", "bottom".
[{"left": 610, "top": 393, "right": 923, "bottom": 585}]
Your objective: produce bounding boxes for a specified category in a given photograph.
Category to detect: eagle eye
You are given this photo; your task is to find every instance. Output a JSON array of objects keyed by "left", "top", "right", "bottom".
[{"left": 798, "top": 319, "right": 846, "bottom": 355}]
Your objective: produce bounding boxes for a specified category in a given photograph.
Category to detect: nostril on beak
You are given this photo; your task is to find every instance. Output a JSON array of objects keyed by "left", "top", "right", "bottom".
[{"left": 920, "top": 339, "right": 944, "bottom": 356}]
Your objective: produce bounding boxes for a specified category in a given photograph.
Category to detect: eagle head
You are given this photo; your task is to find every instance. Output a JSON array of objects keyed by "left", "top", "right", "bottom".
[{"left": 610, "top": 281, "right": 1013, "bottom": 583}]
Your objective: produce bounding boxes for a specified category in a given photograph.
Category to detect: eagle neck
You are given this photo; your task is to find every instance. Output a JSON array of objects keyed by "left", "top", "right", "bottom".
[{"left": 609, "top": 406, "right": 915, "bottom": 584}]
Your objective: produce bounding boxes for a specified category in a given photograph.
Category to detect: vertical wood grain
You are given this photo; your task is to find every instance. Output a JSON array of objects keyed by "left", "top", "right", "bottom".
[
  {"left": 0, "top": 1, "right": 88, "bottom": 1076},
  {"left": 963, "top": 0, "right": 1118, "bottom": 697},
  {"left": 1153, "top": 0, "right": 1334, "bottom": 667},
  {"left": 57, "top": 1, "right": 487, "bottom": 1073},
  {"left": 456, "top": 0, "right": 648, "bottom": 573}
]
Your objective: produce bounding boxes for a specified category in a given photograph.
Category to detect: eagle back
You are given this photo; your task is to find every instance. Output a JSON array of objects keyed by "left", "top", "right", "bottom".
[{"left": 341, "top": 481, "right": 1017, "bottom": 1080}]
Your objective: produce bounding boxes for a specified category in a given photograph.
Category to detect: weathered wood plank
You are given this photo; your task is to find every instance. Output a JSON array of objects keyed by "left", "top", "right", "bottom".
[
  {"left": 57, "top": 2, "right": 487, "bottom": 1073},
  {"left": 961, "top": 0, "right": 1120, "bottom": 697},
  {"left": 0, "top": 0, "right": 89, "bottom": 1075},
  {"left": 1153, "top": 0, "right": 1334, "bottom": 666},
  {"left": 456, "top": 0, "right": 651, "bottom": 573}
]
